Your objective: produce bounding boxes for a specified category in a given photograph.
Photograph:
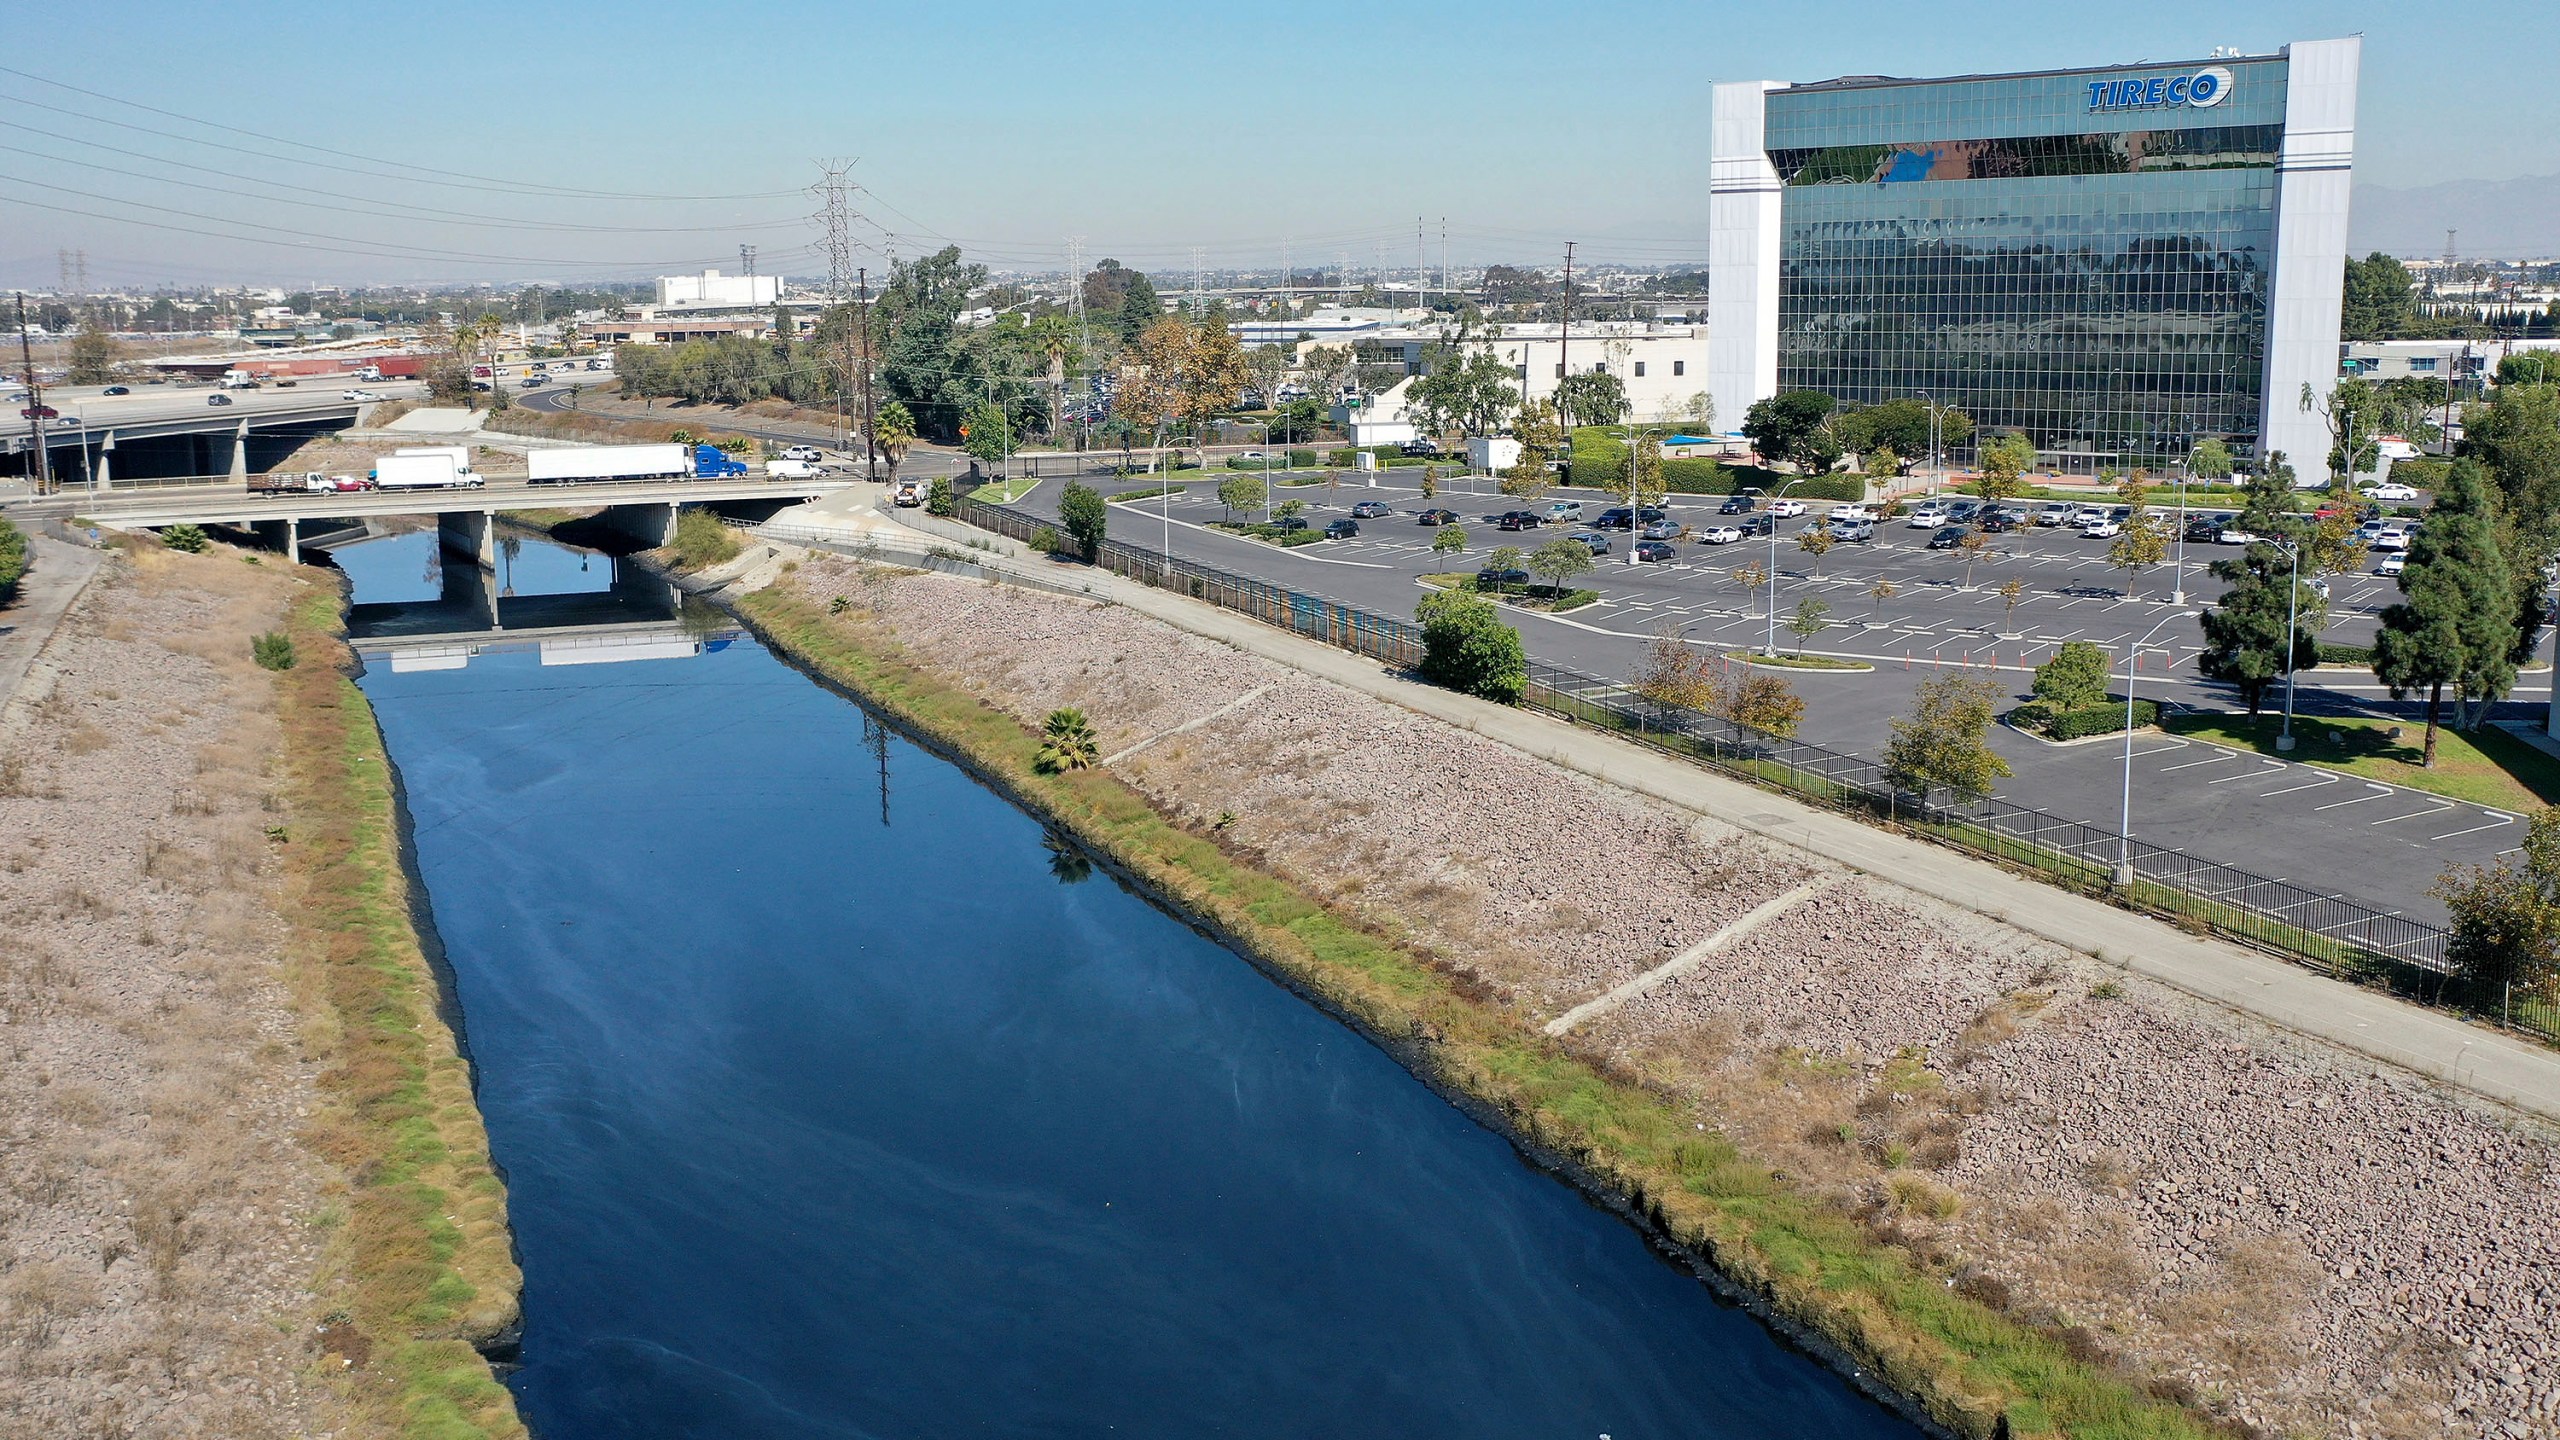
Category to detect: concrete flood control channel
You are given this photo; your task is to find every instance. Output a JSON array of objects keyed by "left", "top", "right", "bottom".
[
  {"left": 993, "top": 476, "right": 2542, "bottom": 929},
  {"left": 325, "top": 530, "right": 1923, "bottom": 1440}
]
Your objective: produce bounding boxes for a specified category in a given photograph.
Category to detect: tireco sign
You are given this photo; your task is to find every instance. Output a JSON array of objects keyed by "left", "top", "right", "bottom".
[{"left": 2087, "top": 66, "right": 2232, "bottom": 112}]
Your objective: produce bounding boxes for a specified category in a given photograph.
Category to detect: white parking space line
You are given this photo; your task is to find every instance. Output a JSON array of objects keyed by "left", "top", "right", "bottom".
[
  {"left": 2208, "top": 761, "right": 2289, "bottom": 784},
  {"left": 2370, "top": 803, "right": 2456, "bottom": 825},
  {"left": 2157, "top": 752, "right": 2242, "bottom": 772},
  {"left": 2430, "top": 814, "right": 2519, "bottom": 842},
  {"left": 2313, "top": 785, "right": 2394, "bottom": 811},
  {"left": 2129, "top": 741, "right": 2190, "bottom": 757},
  {"left": 2256, "top": 774, "right": 2340, "bottom": 797}
]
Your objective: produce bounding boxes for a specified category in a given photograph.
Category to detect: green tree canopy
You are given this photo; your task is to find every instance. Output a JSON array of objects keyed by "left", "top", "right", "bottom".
[
  {"left": 1742, "top": 390, "right": 1838, "bottom": 471},
  {"left": 2341, "top": 252, "right": 2417, "bottom": 342},
  {"left": 1057, "top": 480, "right": 1107, "bottom": 559},
  {"left": 1555, "top": 370, "right": 1629, "bottom": 429},
  {"left": 1883, "top": 673, "right": 2013, "bottom": 806},
  {"left": 1416, "top": 589, "right": 1526, "bottom": 702},
  {"left": 2372, "top": 458, "right": 2514, "bottom": 762},
  {"left": 2032, "top": 641, "right": 2112, "bottom": 710}
]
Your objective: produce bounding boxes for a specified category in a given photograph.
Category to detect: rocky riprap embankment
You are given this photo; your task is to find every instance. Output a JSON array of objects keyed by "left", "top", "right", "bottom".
[{"left": 777, "top": 557, "right": 2560, "bottom": 1439}]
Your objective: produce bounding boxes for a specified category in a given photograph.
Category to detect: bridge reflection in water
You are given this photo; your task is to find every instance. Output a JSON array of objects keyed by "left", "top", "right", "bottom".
[{"left": 329, "top": 528, "right": 742, "bottom": 674}]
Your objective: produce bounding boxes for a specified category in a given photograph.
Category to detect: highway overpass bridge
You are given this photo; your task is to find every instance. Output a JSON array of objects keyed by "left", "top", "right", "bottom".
[
  {"left": 2, "top": 389, "right": 375, "bottom": 485},
  {"left": 38, "top": 474, "right": 851, "bottom": 567}
]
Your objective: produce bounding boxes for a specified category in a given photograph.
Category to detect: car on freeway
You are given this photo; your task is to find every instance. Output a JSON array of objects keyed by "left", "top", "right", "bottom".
[
  {"left": 1496, "top": 510, "right": 1542, "bottom": 531},
  {"left": 1697, "top": 524, "right": 1745, "bottom": 546},
  {"left": 1323, "top": 518, "right": 1360, "bottom": 539},
  {"left": 2376, "top": 553, "right": 2406, "bottom": 576},
  {"left": 2371, "top": 525, "right": 2413, "bottom": 551},
  {"left": 585, "top": 358, "right": 609, "bottom": 371},
  {"left": 206, "top": 394, "right": 233, "bottom": 406},
  {"left": 1543, "top": 500, "right": 1583, "bottom": 523},
  {"left": 1400, "top": 437, "right": 1444, "bottom": 458},
  {"left": 342, "top": 388, "right": 382, "bottom": 402},
  {"left": 1906, "top": 502, "right": 1951, "bottom": 528},
  {"left": 1351, "top": 500, "right": 1390, "bottom": 518},
  {"left": 1634, "top": 540, "right": 1676, "bottom": 563},
  {"left": 1825, "top": 516, "right": 1876, "bottom": 542},
  {"left": 1416, "top": 508, "right": 1457, "bottom": 525},
  {"left": 326, "top": 474, "right": 376, "bottom": 492},
  {"left": 19, "top": 404, "right": 59, "bottom": 420},
  {"left": 519, "top": 375, "right": 544, "bottom": 388},
  {"left": 1640, "top": 519, "right": 1682, "bottom": 540},
  {"left": 1475, "top": 566, "right": 1530, "bottom": 591},
  {"left": 779, "top": 445, "right": 825, "bottom": 462},
  {"left": 2036, "top": 502, "right": 2076, "bottom": 526},
  {"left": 274, "top": 379, "right": 298, "bottom": 387},
  {"left": 101, "top": 385, "right": 129, "bottom": 396},
  {"left": 1766, "top": 498, "right": 1808, "bottom": 518},
  {"left": 1718, "top": 494, "right": 1758, "bottom": 514},
  {"left": 2369, "top": 481, "right": 2420, "bottom": 502},
  {"left": 1569, "top": 531, "right": 1612, "bottom": 555},
  {"left": 1926, "top": 525, "right": 1970, "bottom": 549},
  {"left": 2080, "top": 517, "right": 2123, "bottom": 539}
]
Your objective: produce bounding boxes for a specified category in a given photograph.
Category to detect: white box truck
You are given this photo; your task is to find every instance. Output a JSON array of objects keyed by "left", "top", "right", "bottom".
[
  {"left": 374, "top": 451, "right": 483, "bottom": 490},
  {"left": 527, "top": 444, "right": 692, "bottom": 484}
]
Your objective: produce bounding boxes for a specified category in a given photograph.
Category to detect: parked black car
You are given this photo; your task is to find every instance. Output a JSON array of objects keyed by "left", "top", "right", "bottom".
[
  {"left": 1475, "top": 566, "right": 1530, "bottom": 591},
  {"left": 1633, "top": 540, "right": 1676, "bottom": 563},
  {"left": 1400, "top": 437, "right": 1444, "bottom": 457},
  {"left": 1273, "top": 516, "right": 1310, "bottom": 532},
  {"left": 1717, "top": 494, "right": 1758, "bottom": 514},
  {"left": 1323, "top": 518, "right": 1360, "bottom": 538},
  {"left": 1495, "top": 510, "right": 1543, "bottom": 531},
  {"left": 1978, "top": 511, "right": 2020, "bottom": 533},
  {"left": 1416, "top": 507, "right": 1458, "bottom": 525},
  {"left": 1592, "top": 506, "right": 1667, "bottom": 530},
  {"left": 1926, "top": 525, "right": 1970, "bottom": 549}
]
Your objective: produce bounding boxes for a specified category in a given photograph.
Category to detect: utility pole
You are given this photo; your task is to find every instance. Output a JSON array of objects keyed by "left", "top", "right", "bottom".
[
  {"left": 1416, "top": 216, "right": 1426, "bottom": 314},
  {"left": 16, "top": 294, "right": 50, "bottom": 495},
  {"left": 1559, "top": 242, "right": 1575, "bottom": 423},
  {"left": 858, "top": 267, "right": 877, "bottom": 483}
]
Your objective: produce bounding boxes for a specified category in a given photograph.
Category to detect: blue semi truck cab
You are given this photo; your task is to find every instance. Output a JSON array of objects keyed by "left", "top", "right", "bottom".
[{"left": 692, "top": 444, "right": 749, "bottom": 479}]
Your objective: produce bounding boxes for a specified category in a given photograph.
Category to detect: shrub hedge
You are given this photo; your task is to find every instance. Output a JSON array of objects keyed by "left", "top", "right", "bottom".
[
  {"left": 2012, "top": 698, "right": 2159, "bottom": 740},
  {"left": 0, "top": 517, "right": 25, "bottom": 603}
]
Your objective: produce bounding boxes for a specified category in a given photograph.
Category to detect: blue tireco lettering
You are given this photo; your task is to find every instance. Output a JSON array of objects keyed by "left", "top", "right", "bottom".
[{"left": 2088, "top": 65, "right": 2232, "bottom": 111}]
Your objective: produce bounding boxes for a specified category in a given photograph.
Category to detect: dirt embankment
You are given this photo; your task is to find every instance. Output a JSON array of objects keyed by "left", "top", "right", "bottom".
[
  {"left": 0, "top": 541, "right": 520, "bottom": 1437},
  {"left": 755, "top": 556, "right": 2560, "bottom": 1440}
]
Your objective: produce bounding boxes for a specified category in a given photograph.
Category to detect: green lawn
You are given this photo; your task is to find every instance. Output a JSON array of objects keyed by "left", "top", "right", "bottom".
[
  {"left": 2162, "top": 711, "right": 2560, "bottom": 811},
  {"left": 968, "top": 474, "right": 1043, "bottom": 505}
]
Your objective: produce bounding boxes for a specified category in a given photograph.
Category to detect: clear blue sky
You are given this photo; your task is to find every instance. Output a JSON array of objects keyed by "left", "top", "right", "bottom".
[{"left": 4, "top": 0, "right": 2552, "bottom": 288}]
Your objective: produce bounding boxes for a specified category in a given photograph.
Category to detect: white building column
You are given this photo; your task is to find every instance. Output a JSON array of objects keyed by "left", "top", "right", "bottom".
[
  {"left": 2258, "top": 36, "right": 2361, "bottom": 472},
  {"left": 1707, "top": 81, "right": 1784, "bottom": 441}
]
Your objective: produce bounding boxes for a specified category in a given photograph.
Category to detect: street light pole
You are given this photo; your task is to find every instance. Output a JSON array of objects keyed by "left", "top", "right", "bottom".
[
  {"left": 1764, "top": 475, "right": 1809, "bottom": 657},
  {"left": 2278, "top": 539, "right": 2303, "bottom": 751},
  {"left": 2117, "top": 608, "right": 2197, "bottom": 886}
]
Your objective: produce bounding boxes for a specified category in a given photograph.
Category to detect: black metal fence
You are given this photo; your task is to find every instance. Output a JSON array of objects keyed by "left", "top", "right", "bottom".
[{"left": 957, "top": 498, "right": 2550, "bottom": 1041}]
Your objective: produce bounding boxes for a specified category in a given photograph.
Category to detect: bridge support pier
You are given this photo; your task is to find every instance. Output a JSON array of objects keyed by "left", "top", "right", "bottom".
[
  {"left": 251, "top": 517, "right": 302, "bottom": 565},
  {"left": 94, "top": 431, "right": 114, "bottom": 492},
  {"left": 227, "top": 421, "right": 250, "bottom": 484},
  {"left": 438, "top": 510, "right": 496, "bottom": 569},
  {"left": 597, "top": 501, "right": 680, "bottom": 550}
]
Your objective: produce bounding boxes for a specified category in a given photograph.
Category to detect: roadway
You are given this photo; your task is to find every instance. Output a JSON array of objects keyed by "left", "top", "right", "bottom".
[
  {"left": 33, "top": 471, "right": 849, "bottom": 529},
  {"left": 984, "top": 470, "right": 2549, "bottom": 926}
]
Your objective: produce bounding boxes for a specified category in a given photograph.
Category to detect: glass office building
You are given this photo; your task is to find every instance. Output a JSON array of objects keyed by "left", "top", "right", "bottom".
[{"left": 1708, "top": 41, "right": 2360, "bottom": 470}]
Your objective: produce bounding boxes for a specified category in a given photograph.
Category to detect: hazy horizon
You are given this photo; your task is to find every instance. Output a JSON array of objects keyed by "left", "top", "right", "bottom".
[{"left": 6, "top": 0, "right": 2556, "bottom": 290}]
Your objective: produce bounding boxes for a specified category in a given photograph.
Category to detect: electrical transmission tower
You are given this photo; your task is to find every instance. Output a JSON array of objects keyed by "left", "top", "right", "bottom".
[
  {"left": 811, "top": 160, "right": 866, "bottom": 463},
  {"left": 1067, "top": 235, "right": 1089, "bottom": 450},
  {"left": 739, "top": 244, "right": 758, "bottom": 279}
]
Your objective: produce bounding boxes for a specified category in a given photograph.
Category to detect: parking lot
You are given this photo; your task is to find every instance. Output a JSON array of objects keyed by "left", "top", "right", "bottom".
[{"left": 981, "top": 468, "right": 2549, "bottom": 924}]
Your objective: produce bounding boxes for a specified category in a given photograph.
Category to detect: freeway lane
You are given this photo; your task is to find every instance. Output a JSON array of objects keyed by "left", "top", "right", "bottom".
[{"left": 989, "top": 473, "right": 2545, "bottom": 926}]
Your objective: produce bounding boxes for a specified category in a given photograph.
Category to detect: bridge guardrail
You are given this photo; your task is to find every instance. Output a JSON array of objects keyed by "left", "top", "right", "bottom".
[{"left": 953, "top": 496, "right": 2548, "bottom": 1044}]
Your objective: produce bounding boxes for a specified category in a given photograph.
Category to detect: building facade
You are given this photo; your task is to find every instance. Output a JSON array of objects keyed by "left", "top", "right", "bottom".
[
  {"left": 1710, "top": 40, "right": 2359, "bottom": 471},
  {"left": 655, "top": 269, "right": 782, "bottom": 310}
]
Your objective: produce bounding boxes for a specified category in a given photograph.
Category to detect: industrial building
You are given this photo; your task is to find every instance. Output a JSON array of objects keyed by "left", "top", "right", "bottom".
[
  {"left": 655, "top": 269, "right": 781, "bottom": 310},
  {"left": 1709, "top": 39, "right": 2361, "bottom": 471}
]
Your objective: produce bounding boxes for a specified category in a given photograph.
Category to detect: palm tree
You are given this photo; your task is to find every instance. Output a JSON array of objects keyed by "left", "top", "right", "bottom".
[
  {"left": 1029, "top": 315, "right": 1077, "bottom": 444},
  {"left": 872, "top": 399, "right": 917, "bottom": 486},
  {"left": 1035, "top": 708, "right": 1099, "bottom": 772}
]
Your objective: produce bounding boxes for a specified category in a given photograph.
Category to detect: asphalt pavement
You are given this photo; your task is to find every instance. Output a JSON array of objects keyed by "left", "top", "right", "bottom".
[{"left": 990, "top": 468, "right": 2551, "bottom": 926}]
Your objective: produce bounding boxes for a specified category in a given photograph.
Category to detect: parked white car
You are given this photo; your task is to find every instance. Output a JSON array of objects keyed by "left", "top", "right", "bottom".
[
  {"left": 2375, "top": 553, "right": 2406, "bottom": 576},
  {"left": 1829, "top": 503, "right": 1875, "bottom": 522},
  {"left": 2036, "top": 502, "right": 2075, "bottom": 526},
  {"left": 2080, "top": 517, "right": 2123, "bottom": 539},
  {"left": 1766, "top": 498, "right": 1807, "bottom": 518},
  {"left": 1906, "top": 504, "right": 1950, "bottom": 528},
  {"left": 2368, "top": 481, "right": 2419, "bottom": 502},
  {"left": 2371, "top": 525, "right": 2413, "bottom": 551},
  {"left": 1697, "top": 524, "right": 1744, "bottom": 545},
  {"left": 2071, "top": 504, "right": 2109, "bottom": 526}
]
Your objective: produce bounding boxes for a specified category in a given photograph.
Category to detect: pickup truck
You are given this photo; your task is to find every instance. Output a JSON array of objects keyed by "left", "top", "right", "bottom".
[
  {"left": 766, "top": 458, "right": 829, "bottom": 481},
  {"left": 891, "top": 477, "right": 928, "bottom": 507},
  {"left": 253, "top": 471, "right": 374, "bottom": 495}
]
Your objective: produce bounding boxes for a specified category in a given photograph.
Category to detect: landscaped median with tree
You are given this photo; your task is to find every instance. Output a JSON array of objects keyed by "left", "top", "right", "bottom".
[{"left": 2004, "top": 641, "right": 2158, "bottom": 741}]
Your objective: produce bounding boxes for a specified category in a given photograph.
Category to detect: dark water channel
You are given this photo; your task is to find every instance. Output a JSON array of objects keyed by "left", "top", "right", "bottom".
[{"left": 332, "top": 531, "right": 1921, "bottom": 1439}]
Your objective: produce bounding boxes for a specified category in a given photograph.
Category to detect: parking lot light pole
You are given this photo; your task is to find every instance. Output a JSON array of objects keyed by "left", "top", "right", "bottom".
[
  {"left": 2277, "top": 539, "right": 2303, "bottom": 751},
  {"left": 2118, "top": 608, "right": 2197, "bottom": 887}
]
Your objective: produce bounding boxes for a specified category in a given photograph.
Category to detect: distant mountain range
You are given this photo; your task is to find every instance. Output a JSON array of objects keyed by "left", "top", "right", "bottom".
[{"left": 2351, "top": 173, "right": 2560, "bottom": 259}]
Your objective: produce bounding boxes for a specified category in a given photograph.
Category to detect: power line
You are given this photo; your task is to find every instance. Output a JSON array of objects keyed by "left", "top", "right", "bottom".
[{"left": 0, "top": 64, "right": 801, "bottom": 202}]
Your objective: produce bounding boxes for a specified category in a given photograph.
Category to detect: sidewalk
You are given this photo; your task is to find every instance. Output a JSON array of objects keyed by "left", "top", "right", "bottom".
[
  {"left": 836, "top": 496, "right": 2560, "bottom": 1126},
  {"left": 0, "top": 529, "right": 108, "bottom": 720}
]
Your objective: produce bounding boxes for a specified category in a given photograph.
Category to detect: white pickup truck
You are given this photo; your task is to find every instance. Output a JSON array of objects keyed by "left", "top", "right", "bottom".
[{"left": 891, "top": 477, "right": 928, "bottom": 507}]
